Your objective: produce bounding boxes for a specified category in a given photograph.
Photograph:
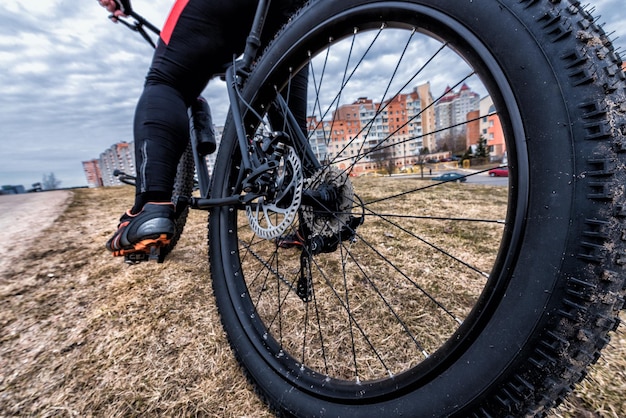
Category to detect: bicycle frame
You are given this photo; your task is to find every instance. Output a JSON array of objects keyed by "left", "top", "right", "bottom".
[{"left": 119, "top": 0, "right": 318, "bottom": 211}]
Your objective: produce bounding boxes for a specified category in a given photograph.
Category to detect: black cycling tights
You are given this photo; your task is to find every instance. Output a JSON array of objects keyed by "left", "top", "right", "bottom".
[{"left": 132, "top": 0, "right": 306, "bottom": 212}]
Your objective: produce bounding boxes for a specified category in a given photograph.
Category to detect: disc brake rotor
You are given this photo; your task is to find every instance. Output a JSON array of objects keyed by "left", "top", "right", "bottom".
[{"left": 246, "top": 146, "right": 303, "bottom": 239}]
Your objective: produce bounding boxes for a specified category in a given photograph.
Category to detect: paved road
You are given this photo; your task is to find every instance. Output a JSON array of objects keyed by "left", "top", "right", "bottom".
[
  {"left": 465, "top": 173, "right": 508, "bottom": 186},
  {"left": 0, "top": 190, "right": 72, "bottom": 276},
  {"left": 398, "top": 172, "right": 509, "bottom": 186}
]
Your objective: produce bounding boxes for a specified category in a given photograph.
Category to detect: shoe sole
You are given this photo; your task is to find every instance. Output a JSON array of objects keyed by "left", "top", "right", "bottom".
[{"left": 112, "top": 234, "right": 172, "bottom": 257}]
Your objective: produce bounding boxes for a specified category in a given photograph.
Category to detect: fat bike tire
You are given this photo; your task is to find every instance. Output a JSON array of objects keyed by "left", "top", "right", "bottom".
[
  {"left": 209, "top": 0, "right": 626, "bottom": 416},
  {"left": 160, "top": 143, "right": 194, "bottom": 261}
]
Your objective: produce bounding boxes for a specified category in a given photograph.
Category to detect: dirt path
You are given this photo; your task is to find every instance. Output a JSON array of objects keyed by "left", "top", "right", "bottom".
[{"left": 0, "top": 190, "right": 73, "bottom": 277}]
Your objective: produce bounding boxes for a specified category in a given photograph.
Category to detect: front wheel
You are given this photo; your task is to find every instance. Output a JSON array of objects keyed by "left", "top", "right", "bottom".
[{"left": 209, "top": 0, "right": 626, "bottom": 416}]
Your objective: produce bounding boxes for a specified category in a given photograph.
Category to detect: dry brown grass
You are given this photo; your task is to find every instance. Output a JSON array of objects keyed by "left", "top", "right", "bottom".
[
  {"left": 0, "top": 184, "right": 623, "bottom": 416},
  {"left": 237, "top": 177, "right": 508, "bottom": 380},
  {"left": 0, "top": 186, "right": 272, "bottom": 417}
]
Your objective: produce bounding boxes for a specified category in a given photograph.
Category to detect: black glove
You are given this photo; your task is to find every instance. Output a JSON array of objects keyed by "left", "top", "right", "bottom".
[{"left": 113, "top": 0, "right": 133, "bottom": 15}]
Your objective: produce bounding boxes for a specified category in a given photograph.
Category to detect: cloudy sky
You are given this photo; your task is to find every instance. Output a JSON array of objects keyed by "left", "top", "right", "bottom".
[{"left": 1, "top": 0, "right": 625, "bottom": 189}]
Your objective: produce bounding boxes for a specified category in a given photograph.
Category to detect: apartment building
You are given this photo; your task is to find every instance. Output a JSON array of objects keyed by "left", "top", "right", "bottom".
[
  {"left": 434, "top": 83, "right": 480, "bottom": 148},
  {"left": 82, "top": 159, "right": 103, "bottom": 188},
  {"left": 85, "top": 128, "right": 222, "bottom": 188},
  {"left": 306, "top": 83, "right": 436, "bottom": 174},
  {"left": 99, "top": 141, "right": 136, "bottom": 187},
  {"left": 464, "top": 96, "right": 506, "bottom": 161},
  {"left": 86, "top": 80, "right": 490, "bottom": 185},
  {"left": 483, "top": 97, "right": 505, "bottom": 160}
]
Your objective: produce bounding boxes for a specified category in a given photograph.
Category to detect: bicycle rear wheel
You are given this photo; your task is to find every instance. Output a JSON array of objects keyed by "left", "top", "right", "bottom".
[
  {"left": 209, "top": 0, "right": 626, "bottom": 416},
  {"left": 159, "top": 143, "right": 195, "bottom": 262}
]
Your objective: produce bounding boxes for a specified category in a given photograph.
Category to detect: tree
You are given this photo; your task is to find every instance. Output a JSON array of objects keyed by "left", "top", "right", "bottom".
[
  {"left": 42, "top": 173, "right": 62, "bottom": 190},
  {"left": 470, "top": 136, "right": 490, "bottom": 167},
  {"left": 475, "top": 135, "right": 490, "bottom": 159},
  {"left": 385, "top": 157, "right": 398, "bottom": 176},
  {"left": 437, "top": 132, "right": 467, "bottom": 155},
  {"left": 368, "top": 139, "right": 394, "bottom": 175},
  {"left": 417, "top": 147, "right": 430, "bottom": 178}
]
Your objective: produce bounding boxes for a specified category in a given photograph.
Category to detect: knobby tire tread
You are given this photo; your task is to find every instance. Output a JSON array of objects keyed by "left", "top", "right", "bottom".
[
  {"left": 475, "top": 1, "right": 626, "bottom": 415},
  {"left": 208, "top": 0, "right": 626, "bottom": 416},
  {"left": 161, "top": 143, "right": 194, "bottom": 260}
]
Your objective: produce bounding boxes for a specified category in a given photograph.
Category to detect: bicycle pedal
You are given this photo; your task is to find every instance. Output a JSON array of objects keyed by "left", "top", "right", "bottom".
[
  {"left": 148, "top": 246, "right": 160, "bottom": 261},
  {"left": 123, "top": 247, "right": 161, "bottom": 265},
  {"left": 124, "top": 252, "right": 150, "bottom": 264}
]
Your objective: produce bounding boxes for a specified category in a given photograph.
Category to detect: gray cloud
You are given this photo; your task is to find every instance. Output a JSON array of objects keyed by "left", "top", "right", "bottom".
[{"left": 0, "top": 0, "right": 166, "bottom": 188}]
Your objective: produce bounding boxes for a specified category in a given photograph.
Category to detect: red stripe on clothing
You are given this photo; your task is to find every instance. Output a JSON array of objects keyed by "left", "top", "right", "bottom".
[{"left": 160, "top": 0, "right": 190, "bottom": 45}]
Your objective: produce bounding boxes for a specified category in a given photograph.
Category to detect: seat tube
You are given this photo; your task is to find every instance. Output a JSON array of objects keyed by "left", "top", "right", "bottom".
[{"left": 241, "top": 0, "right": 272, "bottom": 71}]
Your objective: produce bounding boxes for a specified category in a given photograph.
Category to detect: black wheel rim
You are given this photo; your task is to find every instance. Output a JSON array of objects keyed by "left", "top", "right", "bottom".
[{"left": 217, "top": 3, "right": 529, "bottom": 401}]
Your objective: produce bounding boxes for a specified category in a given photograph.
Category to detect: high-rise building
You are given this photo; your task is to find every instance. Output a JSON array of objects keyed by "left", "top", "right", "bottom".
[
  {"left": 416, "top": 83, "right": 436, "bottom": 153},
  {"left": 87, "top": 132, "right": 220, "bottom": 188},
  {"left": 99, "top": 142, "right": 136, "bottom": 187},
  {"left": 476, "top": 96, "right": 506, "bottom": 161},
  {"left": 434, "top": 83, "right": 480, "bottom": 149},
  {"left": 306, "top": 116, "right": 330, "bottom": 164},
  {"left": 82, "top": 159, "right": 103, "bottom": 188},
  {"left": 306, "top": 83, "right": 435, "bottom": 174},
  {"left": 85, "top": 80, "right": 455, "bottom": 185}
]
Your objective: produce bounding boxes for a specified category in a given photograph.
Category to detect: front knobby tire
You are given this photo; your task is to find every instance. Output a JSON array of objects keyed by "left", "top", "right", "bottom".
[{"left": 209, "top": 0, "right": 626, "bottom": 416}]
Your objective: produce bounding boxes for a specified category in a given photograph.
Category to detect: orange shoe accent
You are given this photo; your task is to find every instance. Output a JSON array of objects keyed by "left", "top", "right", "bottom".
[{"left": 112, "top": 234, "right": 172, "bottom": 257}]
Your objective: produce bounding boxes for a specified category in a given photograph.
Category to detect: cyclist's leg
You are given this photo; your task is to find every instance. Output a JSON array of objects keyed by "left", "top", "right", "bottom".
[
  {"left": 110, "top": 0, "right": 256, "bottom": 256},
  {"left": 131, "top": 0, "right": 256, "bottom": 212},
  {"left": 131, "top": 0, "right": 305, "bottom": 212},
  {"left": 109, "top": 0, "right": 306, "bottom": 255}
]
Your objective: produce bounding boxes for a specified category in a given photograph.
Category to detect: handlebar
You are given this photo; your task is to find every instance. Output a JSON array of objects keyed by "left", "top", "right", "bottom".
[
  {"left": 109, "top": 7, "right": 160, "bottom": 48},
  {"left": 113, "top": 169, "right": 136, "bottom": 186}
]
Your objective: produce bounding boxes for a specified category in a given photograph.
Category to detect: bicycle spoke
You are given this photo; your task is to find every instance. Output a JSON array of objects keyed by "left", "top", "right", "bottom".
[
  {"left": 362, "top": 207, "right": 491, "bottom": 279},
  {"left": 230, "top": 22, "right": 511, "bottom": 384}
]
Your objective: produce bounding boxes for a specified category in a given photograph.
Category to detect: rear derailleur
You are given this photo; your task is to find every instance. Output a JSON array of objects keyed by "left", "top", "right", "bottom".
[
  {"left": 282, "top": 216, "right": 363, "bottom": 302},
  {"left": 277, "top": 165, "right": 364, "bottom": 302}
]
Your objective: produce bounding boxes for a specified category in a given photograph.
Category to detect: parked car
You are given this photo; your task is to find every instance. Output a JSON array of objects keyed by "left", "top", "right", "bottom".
[
  {"left": 431, "top": 172, "right": 467, "bottom": 183},
  {"left": 488, "top": 167, "right": 509, "bottom": 177}
]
